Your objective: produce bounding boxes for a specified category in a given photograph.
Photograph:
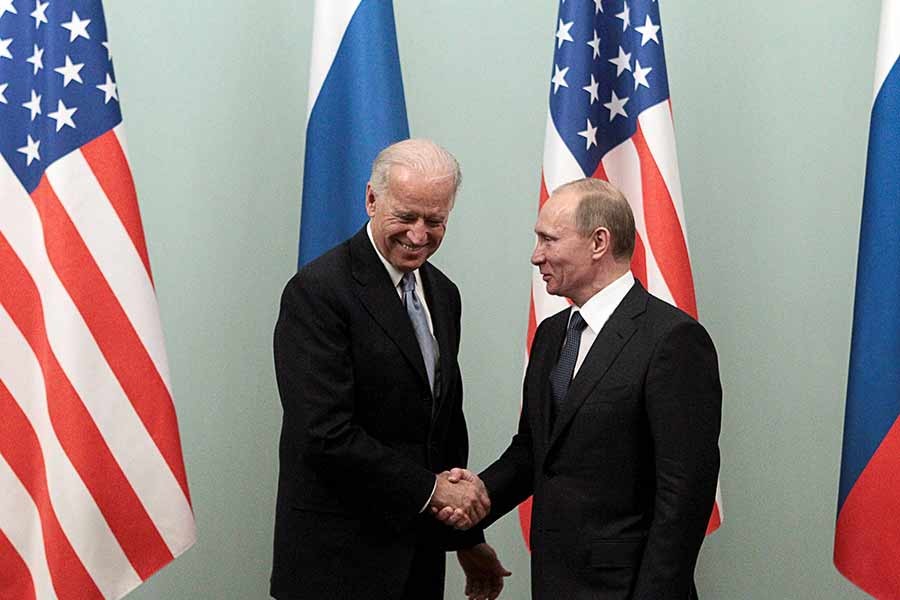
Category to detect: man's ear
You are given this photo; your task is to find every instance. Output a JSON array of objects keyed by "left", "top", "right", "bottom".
[
  {"left": 365, "top": 183, "right": 377, "bottom": 217},
  {"left": 592, "top": 226, "right": 611, "bottom": 259}
]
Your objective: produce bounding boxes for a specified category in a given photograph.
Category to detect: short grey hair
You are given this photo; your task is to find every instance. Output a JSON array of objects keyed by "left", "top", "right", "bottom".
[
  {"left": 556, "top": 177, "right": 636, "bottom": 260},
  {"left": 369, "top": 139, "right": 462, "bottom": 202}
]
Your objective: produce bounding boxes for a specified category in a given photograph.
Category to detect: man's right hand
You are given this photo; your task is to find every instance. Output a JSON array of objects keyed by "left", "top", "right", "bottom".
[{"left": 428, "top": 469, "right": 490, "bottom": 530}]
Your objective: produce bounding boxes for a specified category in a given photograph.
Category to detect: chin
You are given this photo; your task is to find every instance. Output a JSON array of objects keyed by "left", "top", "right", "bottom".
[
  {"left": 404, "top": 252, "right": 432, "bottom": 267},
  {"left": 393, "top": 256, "right": 426, "bottom": 271}
]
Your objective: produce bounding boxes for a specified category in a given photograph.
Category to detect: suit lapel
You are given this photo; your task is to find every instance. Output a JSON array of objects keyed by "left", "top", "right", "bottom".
[
  {"left": 349, "top": 228, "right": 431, "bottom": 390},
  {"left": 546, "top": 282, "right": 647, "bottom": 452},
  {"left": 420, "top": 264, "right": 450, "bottom": 405}
]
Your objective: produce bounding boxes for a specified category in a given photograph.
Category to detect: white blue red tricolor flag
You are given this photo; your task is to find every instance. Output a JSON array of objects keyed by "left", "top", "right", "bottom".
[
  {"left": 835, "top": 1, "right": 900, "bottom": 596},
  {"left": 298, "top": 0, "right": 409, "bottom": 267},
  {"left": 518, "top": 0, "right": 723, "bottom": 544},
  {"left": 0, "top": 1, "right": 195, "bottom": 598}
]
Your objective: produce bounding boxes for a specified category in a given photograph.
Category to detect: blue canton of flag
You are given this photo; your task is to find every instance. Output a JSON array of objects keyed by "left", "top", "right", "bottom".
[
  {"left": 0, "top": 0, "right": 120, "bottom": 193},
  {"left": 551, "top": 0, "right": 670, "bottom": 176}
]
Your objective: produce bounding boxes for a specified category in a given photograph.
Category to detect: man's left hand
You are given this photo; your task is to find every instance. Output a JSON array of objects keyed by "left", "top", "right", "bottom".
[{"left": 457, "top": 542, "right": 511, "bottom": 600}]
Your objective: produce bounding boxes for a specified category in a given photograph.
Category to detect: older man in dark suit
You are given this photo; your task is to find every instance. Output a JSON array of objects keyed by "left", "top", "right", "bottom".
[
  {"left": 441, "top": 177, "right": 721, "bottom": 599},
  {"left": 271, "top": 139, "right": 508, "bottom": 600}
]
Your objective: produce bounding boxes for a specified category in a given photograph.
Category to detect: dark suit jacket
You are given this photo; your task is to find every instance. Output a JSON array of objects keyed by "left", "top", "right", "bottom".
[
  {"left": 481, "top": 281, "right": 721, "bottom": 600},
  {"left": 270, "top": 227, "right": 481, "bottom": 600}
]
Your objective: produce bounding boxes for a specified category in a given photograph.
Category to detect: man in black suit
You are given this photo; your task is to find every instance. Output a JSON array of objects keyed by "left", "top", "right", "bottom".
[
  {"left": 441, "top": 177, "right": 721, "bottom": 599},
  {"left": 271, "top": 139, "right": 509, "bottom": 600}
]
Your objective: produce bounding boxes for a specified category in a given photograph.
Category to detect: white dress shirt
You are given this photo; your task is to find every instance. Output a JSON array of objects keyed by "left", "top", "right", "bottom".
[
  {"left": 568, "top": 271, "right": 635, "bottom": 377},
  {"left": 366, "top": 223, "right": 435, "bottom": 334}
]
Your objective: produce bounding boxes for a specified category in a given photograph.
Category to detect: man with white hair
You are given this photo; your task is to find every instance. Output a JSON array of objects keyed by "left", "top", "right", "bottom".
[{"left": 271, "top": 139, "right": 509, "bottom": 600}]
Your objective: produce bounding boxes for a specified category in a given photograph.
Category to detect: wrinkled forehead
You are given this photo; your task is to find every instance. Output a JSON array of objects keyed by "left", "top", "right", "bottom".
[
  {"left": 388, "top": 198, "right": 452, "bottom": 221},
  {"left": 387, "top": 168, "right": 455, "bottom": 214}
]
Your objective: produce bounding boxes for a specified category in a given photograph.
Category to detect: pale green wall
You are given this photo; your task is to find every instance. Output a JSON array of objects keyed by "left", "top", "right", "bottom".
[{"left": 104, "top": 1, "right": 878, "bottom": 598}]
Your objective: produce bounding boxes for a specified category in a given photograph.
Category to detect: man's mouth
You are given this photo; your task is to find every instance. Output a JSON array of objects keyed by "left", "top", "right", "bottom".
[{"left": 400, "top": 242, "right": 425, "bottom": 252}]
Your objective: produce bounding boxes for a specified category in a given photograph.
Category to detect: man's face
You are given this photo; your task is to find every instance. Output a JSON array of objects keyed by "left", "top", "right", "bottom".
[
  {"left": 366, "top": 165, "right": 454, "bottom": 272},
  {"left": 531, "top": 190, "right": 596, "bottom": 305}
]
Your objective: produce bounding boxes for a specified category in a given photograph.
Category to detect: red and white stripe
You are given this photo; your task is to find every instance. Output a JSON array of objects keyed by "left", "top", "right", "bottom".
[
  {"left": 0, "top": 126, "right": 195, "bottom": 599},
  {"left": 518, "top": 99, "right": 723, "bottom": 545}
]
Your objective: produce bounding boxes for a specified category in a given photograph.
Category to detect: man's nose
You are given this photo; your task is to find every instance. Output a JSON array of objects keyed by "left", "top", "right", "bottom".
[
  {"left": 531, "top": 245, "right": 543, "bottom": 265},
  {"left": 407, "top": 221, "right": 427, "bottom": 245}
]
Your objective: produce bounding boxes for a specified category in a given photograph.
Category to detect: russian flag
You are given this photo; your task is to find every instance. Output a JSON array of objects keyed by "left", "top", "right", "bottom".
[
  {"left": 298, "top": 0, "right": 410, "bottom": 267},
  {"left": 835, "top": 1, "right": 900, "bottom": 597}
]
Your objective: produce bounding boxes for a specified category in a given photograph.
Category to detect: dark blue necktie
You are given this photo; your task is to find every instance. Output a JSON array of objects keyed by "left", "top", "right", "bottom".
[
  {"left": 549, "top": 311, "right": 588, "bottom": 422},
  {"left": 401, "top": 272, "right": 438, "bottom": 393}
]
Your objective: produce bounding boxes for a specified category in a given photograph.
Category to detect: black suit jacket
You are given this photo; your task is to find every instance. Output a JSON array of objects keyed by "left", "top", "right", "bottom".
[
  {"left": 481, "top": 281, "right": 721, "bottom": 600},
  {"left": 270, "top": 227, "right": 481, "bottom": 600}
]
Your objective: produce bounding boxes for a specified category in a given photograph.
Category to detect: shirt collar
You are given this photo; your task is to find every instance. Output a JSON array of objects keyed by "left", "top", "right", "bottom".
[
  {"left": 366, "top": 222, "right": 423, "bottom": 291},
  {"left": 572, "top": 271, "right": 635, "bottom": 333}
]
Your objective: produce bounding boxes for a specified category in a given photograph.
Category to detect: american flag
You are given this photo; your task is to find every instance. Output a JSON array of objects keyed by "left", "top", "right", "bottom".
[
  {"left": 518, "top": 0, "right": 723, "bottom": 545},
  {"left": 0, "top": 1, "right": 196, "bottom": 599}
]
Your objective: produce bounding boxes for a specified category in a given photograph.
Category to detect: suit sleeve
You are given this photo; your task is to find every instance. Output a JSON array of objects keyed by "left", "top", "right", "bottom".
[
  {"left": 479, "top": 405, "right": 536, "bottom": 530},
  {"left": 632, "top": 320, "right": 722, "bottom": 599},
  {"left": 436, "top": 286, "right": 486, "bottom": 549},
  {"left": 440, "top": 394, "right": 486, "bottom": 550},
  {"left": 274, "top": 272, "right": 436, "bottom": 521},
  {"left": 442, "top": 283, "right": 470, "bottom": 471}
]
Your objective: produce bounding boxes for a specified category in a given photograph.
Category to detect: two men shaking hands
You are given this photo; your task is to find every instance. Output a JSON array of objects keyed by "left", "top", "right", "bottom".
[
  {"left": 271, "top": 139, "right": 721, "bottom": 600},
  {"left": 430, "top": 468, "right": 491, "bottom": 531}
]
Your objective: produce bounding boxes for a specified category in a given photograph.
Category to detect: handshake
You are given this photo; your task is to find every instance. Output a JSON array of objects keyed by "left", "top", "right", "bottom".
[
  {"left": 428, "top": 468, "right": 490, "bottom": 530},
  {"left": 429, "top": 469, "right": 512, "bottom": 600}
]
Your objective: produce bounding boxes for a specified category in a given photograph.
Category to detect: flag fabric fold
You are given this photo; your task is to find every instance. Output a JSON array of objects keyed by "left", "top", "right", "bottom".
[
  {"left": 835, "top": 1, "right": 900, "bottom": 596},
  {"left": 0, "top": 1, "right": 195, "bottom": 598},
  {"left": 298, "top": 0, "right": 409, "bottom": 267},
  {"left": 518, "top": 0, "right": 722, "bottom": 545}
]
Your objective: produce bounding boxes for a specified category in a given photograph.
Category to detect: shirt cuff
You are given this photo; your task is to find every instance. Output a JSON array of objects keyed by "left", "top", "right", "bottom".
[{"left": 419, "top": 477, "right": 438, "bottom": 513}]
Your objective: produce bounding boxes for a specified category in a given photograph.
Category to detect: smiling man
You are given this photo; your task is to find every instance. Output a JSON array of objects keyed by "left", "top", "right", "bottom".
[
  {"left": 440, "top": 177, "right": 721, "bottom": 599},
  {"left": 271, "top": 139, "right": 508, "bottom": 600}
]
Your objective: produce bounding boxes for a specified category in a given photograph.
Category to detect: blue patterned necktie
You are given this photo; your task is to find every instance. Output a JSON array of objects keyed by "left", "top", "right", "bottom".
[
  {"left": 401, "top": 272, "right": 438, "bottom": 393},
  {"left": 549, "top": 311, "right": 588, "bottom": 423}
]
